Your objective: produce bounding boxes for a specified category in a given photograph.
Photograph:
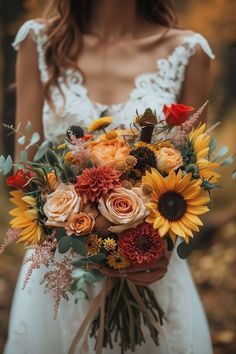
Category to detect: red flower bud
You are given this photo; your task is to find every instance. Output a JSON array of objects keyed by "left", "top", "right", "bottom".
[
  {"left": 163, "top": 103, "right": 194, "bottom": 126},
  {"left": 6, "top": 169, "right": 32, "bottom": 191}
]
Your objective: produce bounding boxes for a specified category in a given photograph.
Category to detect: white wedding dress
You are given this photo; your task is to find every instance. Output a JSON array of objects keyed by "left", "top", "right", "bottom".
[{"left": 4, "top": 20, "right": 215, "bottom": 354}]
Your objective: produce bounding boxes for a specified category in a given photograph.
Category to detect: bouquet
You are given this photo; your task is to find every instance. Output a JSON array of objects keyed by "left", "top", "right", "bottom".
[{"left": 0, "top": 102, "right": 233, "bottom": 354}]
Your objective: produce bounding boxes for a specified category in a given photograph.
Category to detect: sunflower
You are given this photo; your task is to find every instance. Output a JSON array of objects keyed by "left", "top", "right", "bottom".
[
  {"left": 188, "top": 123, "right": 220, "bottom": 183},
  {"left": 9, "top": 190, "right": 42, "bottom": 245},
  {"left": 142, "top": 168, "right": 210, "bottom": 243},
  {"left": 87, "top": 116, "right": 113, "bottom": 132}
]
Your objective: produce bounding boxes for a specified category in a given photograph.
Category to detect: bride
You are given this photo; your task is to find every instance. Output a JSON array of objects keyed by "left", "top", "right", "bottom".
[{"left": 4, "top": 0, "right": 214, "bottom": 353}]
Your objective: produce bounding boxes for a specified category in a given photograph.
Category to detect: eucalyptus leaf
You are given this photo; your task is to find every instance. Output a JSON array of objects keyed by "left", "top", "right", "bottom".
[
  {"left": 25, "top": 132, "right": 40, "bottom": 149},
  {"left": 0, "top": 156, "right": 5, "bottom": 171},
  {"left": 177, "top": 240, "right": 193, "bottom": 259},
  {"left": 56, "top": 227, "right": 67, "bottom": 241},
  {"left": 88, "top": 253, "right": 106, "bottom": 263},
  {"left": 72, "top": 269, "right": 86, "bottom": 279},
  {"left": 25, "top": 121, "right": 32, "bottom": 132},
  {"left": 76, "top": 289, "right": 88, "bottom": 300},
  {"left": 58, "top": 235, "right": 72, "bottom": 254},
  {"left": 17, "top": 136, "right": 26, "bottom": 145},
  {"left": 220, "top": 155, "right": 234, "bottom": 166},
  {"left": 76, "top": 278, "right": 86, "bottom": 289},
  {"left": 19, "top": 150, "right": 28, "bottom": 163},
  {"left": 71, "top": 239, "right": 87, "bottom": 256},
  {"left": 212, "top": 145, "right": 229, "bottom": 162},
  {"left": 89, "top": 270, "right": 104, "bottom": 282},
  {"left": 3, "top": 155, "right": 13, "bottom": 175},
  {"left": 209, "top": 137, "right": 217, "bottom": 154},
  {"left": 33, "top": 141, "right": 51, "bottom": 161},
  {"left": 232, "top": 170, "right": 236, "bottom": 180},
  {"left": 72, "top": 258, "right": 89, "bottom": 267}
]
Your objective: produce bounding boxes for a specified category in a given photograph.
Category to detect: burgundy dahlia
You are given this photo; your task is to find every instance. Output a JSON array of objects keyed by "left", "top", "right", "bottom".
[
  {"left": 75, "top": 166, "right": 122, "bottom": 203},
  {"left": 118, "top": 222, "right": 165, "bottom": 266}
]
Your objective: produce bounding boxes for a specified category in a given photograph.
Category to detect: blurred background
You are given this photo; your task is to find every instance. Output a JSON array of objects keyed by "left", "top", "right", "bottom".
[{"left": 0, "top": 0, "right": 235, "bottom": 353}]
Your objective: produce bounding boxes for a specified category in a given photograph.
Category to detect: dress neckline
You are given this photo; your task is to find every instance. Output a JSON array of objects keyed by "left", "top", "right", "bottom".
[{"left": 70, "top": 32, "right": 200, "bottom": 109}]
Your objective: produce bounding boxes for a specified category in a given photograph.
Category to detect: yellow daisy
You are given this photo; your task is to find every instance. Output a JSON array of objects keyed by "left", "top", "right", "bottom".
[
  {"left": 142, "top": 168, "right": 210, "bottom": 244},
  {"left": 103, "top": 238, "right": 117, "bottom": 252},
  {"left": 87, "top": 116, "right": 113, "bottom": 132},
  {"left": 189, "top": 123, "right": 220, "bottom": 183},
  {"left": 9, "top": 190, "right": 42, "bottom": 245},
  {"left": 106, "top": 252, "right": 130, "bottom": 270}
]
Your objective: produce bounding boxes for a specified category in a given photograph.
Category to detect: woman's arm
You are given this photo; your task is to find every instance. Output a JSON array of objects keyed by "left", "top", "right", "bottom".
[
  {"left": 179, "top": 44, "right": 212, "bottom": 122},
  {"left": 15, "top": 31, "right": 44, "bottom": 164}
]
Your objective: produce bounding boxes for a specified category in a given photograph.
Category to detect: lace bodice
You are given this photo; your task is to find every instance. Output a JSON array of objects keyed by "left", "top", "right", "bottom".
[{"left": 13, "top": 20, "right": 215, "bottom": 143}]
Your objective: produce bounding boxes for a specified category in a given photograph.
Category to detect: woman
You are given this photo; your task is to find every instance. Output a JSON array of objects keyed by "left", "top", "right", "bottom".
[{"left": 5, "top": 0, "right": 214, "bottom": 353}]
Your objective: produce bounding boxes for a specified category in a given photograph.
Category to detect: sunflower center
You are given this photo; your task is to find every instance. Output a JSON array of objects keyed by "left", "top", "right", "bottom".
[
  {"left": 159, "top": 191, "right": 186, "bottom": 221},
  {"left": 135, "top": 236, "right": 151, "bottom": 251}
]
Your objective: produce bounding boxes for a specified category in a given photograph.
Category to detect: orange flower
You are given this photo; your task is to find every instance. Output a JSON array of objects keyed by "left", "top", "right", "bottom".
[
  {"left": 90, "top": 138, "right": 130, "bottom": 168},
  {"left": 47, "top": 172, "right": 58, "bottom": 191},
  {"left": 65, "top": 212, "right": 95, "bottom": 236},
  {"left": 156, "top": 147, "right": 183, "bottom": 173},
  {"left": 75, "top": 166, "right": 122, "bottom": 203}
]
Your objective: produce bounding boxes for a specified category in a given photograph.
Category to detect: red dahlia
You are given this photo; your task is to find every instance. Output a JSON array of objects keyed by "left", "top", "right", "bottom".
[
  {"left": 118, "top": 223, "right": 165, "bottom": 266},
  {"left": 75, "top": 166, "right": 122, "bottom": 203}
]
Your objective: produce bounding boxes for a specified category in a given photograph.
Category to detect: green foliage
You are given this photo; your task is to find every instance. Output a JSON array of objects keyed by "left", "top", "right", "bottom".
[
  {"left": 177, "top": 240, "right": 194, "bottom": 259},
  {"left": 0, "top": 155, "right": 13, "bottom": 175}
]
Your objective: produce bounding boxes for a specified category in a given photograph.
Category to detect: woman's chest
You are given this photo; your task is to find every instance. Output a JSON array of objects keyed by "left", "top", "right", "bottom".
[{"left": 76, "top": 36, "right": 176, "bottom": 106}]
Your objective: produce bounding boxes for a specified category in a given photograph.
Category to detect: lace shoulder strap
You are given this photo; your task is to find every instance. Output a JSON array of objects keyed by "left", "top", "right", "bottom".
[
  {"left": 12, "top": 19, "right": 49, "bottom": 83},
  {"left": 182, "top": 32, "right": 215, "bottom": 60}
]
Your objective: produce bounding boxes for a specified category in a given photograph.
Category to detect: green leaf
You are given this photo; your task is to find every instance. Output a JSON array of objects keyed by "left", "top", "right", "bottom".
[
  {"left": 3, "top": 155, "right": 13, "bottom": 175},
  {"left": 58, "top": 235, "right": 72, "bottom": 254},
  {"left": 19, "top": 150, "right": 28, "bottom": 162},
  {"left": 72, "top": 258, "right": 89, "bottom": 267},
  {"left": 25, "top": 132, "right": 40, "bottom": 149},
  {"left": 45, "top": 149, "right": 61, "bottom": 166},
  {"left": 71, "top": 238, "right": 87, "bottom": 256},
  {"left": 212, "top": 145, "right": 229, "bottom": 162},
  {"left": 209, "top": 137, "right": 217, "bottom": 154},
  {"left": 88, "top": 270, "right": 104, "bottom": 282},
  {"left": 56, "top": 227, "right": 67, "bottom": 241},
  {"left": 177, "top": 240, "right": 193, "bottom": 259},
  {"left": 232, "top": 170, "right": 236, "bottom": 180},
  {"left": 88, "top": 253, "right": 106, "bottom": 263},
  {"left": 18, "top": 136, "right": 26, "bottom": 145},
  {"left": 76, "top": 289, "right": 89, "bottom": 300},
  {"left": 220, "top": 155, "right": 234, "bottom": 166},
  {"left": 33, "top": 141, "right": 51, "bottom": 161},
  {"left": 72, "top": 269, "right": 86, "bottom": 279},
  {"left": 0, "top": 156, "right": 5, "bottom": 172},
  {"left": 25, "top": 121, "right": 32, "bottom": 132},
  {"left": 166, "top": 236, "right": 174, "bottom": 251}
]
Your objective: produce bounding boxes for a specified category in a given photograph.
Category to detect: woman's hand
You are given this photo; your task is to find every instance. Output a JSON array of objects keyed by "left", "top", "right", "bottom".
[{"left": 97, "top": 247, "right": 171, "bottom": 286}]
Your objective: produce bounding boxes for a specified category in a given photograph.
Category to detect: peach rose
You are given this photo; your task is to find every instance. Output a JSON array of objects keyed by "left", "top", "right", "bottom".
[
  {"left": 43, "top": 183, "right": 82, "bottom": 227},
  {"left": 90, "top": 138, "right": 130, "bottom": 167},
  {"left": 156, "top": 147, "right": 183, "bottom": 173},
  {"left": 98, "top": 187, "right": 150, "bottom": 233},
  {"left": 65, "top": 212, "right": 95, "bottom": 236}
]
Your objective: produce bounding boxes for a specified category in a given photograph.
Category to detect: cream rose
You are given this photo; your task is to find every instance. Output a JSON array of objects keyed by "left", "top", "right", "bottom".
[
  {"left": 156, "top": 147, "right": 183, "bottom": 173},
  {"left": 44, "top": 183, "right": 82, "bottom": 227},
  {"left": 98, "top": 187, "right": 149, "bottom": 233}
]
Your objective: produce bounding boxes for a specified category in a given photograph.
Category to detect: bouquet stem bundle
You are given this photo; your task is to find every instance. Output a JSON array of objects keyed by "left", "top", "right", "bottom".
[{"left": 69, "top": 276, "right": 164, "bottom": 354}]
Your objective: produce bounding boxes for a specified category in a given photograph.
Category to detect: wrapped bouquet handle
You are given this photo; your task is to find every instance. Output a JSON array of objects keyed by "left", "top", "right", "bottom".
[{"left": 69, "top": 276, "right": 165, "bottom": 354}]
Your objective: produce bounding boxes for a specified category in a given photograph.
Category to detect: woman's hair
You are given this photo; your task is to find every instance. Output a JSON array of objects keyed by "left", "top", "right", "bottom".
[{"left": 43, "top": 0, "right": 176, "bottom": 106}]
